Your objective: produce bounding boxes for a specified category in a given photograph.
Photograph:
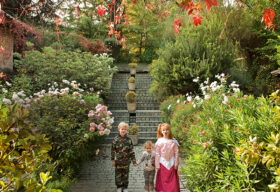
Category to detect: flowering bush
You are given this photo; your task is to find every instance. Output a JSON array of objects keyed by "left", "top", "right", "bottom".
[
  {"left": 0, "top": 79, "right": 113, "bottom": 190},
  {"left": 160, "top": 74, "right": 280, "bottom": 191}
]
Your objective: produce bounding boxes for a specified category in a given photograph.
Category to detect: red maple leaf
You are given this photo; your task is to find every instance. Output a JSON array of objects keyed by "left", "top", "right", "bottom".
[
  {"left": 133, "top": 0, "right": 137, "bottom": 4},
  {"left": 262, "top": 9, "right": 275, "bottom": 30},
  {"left": 173, "top": 19, "right": 181, "bottom": 34},
  {"left": 193, "top": 16, "right": 202, "bottom": 26},
  {"left": 203, "top": 0, "right": 217, "bottom": 11},
  {"left": 97, "top": 6, "right": 106, "bottom": 18}
]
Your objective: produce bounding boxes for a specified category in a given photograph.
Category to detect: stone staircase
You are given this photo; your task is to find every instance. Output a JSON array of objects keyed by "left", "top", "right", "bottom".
[{"left": 104, "top": 71, "right": 161, "bottom": 144}]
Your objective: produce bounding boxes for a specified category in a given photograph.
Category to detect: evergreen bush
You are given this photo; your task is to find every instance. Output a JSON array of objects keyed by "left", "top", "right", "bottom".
[
  {"left": 129, "top": 124, "right": 138, "bottom": 135},
  {"left": 129, "top": 76, "right": 135, "bottom": 83}
]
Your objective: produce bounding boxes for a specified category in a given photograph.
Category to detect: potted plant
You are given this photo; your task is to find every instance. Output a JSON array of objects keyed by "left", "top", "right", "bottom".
[
  {"left": 128, "top": 76, "right": 136, "bottom": 90},
  {"left": 129, "top": 124, "right": 138, "bottom": 145},
  {"left": 128, "top": 63, "right": 137, "bottom": 75},
  {"left": 125, "top": 91, "right": 137, "bottom": 112}
]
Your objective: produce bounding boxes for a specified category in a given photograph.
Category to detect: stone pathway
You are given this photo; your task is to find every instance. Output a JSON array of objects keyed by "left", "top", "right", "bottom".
[{"left": 71, "top": 145, "right": 189, "bottom": 192}]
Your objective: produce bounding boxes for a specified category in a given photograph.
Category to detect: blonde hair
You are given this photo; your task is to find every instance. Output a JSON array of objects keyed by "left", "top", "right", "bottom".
[
  {"left": 157, "top": 123, "right": 173, "bottom": 139},
  {"left": 144, "top": 141, "right": 154, "bottom": 149},
  {"left": 118, "top": 122, "right": 129, "bottom": 130}
]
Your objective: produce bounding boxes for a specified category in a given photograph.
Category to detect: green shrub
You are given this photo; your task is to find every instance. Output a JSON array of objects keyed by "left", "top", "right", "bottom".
[
  {"left": 0, "top": 105, "right": 53, "bottom": 191},
  {"left": 125, "top": 91, "right": 137, "bottom": 103},
  {"left": 159, "top": 95, "right": 185, "bottom": 123},
  {"left": 129, "top": 124, "right": 138, "bottom": 135},
  {"left": 28, "top": 95, "right": 108, "bottom": 181},
  {"left": 13, "top": 47, "right": 117, "bottom": 97},
  {"left": 150, "top": 11, "right": 241, "bottom": 101}
]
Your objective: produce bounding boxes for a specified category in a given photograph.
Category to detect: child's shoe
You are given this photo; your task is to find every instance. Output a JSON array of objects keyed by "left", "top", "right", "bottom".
[
  {"left": 123, "top": 188, "right": 128, "bottom": 192},
  {"left": 117, "top": 188, "right": 122, "bottom": 192}
]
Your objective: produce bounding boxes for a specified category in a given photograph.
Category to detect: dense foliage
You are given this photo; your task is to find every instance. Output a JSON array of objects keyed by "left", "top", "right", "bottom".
[
  {"left": 160, "top": 75, "right": 280, "bottom": 191},
  {"left": 0, "top": 105, "right": 54, "bottom": 191},
  {"left": 12, "top": 47, "right": 116, "bottom": 97}
]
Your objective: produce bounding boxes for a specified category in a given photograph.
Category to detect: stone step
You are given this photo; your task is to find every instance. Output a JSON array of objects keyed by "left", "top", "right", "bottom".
[{"left": 136, "top": 116, "right": 162, "bottom": 121}]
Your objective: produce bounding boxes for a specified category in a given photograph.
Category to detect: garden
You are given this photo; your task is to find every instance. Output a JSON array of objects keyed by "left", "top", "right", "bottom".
[{"left": 1, "top": 0, "right": 280, "bottom": 191}]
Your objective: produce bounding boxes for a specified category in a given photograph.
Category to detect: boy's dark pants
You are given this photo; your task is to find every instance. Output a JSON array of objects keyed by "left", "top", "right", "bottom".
[{"left": 115, "top": 164, "right": 130, "bottom": 188}]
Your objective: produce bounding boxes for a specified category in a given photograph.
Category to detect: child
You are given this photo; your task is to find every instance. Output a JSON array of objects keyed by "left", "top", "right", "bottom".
[
  {"left": 155, "top": 123, "right": 180, "bottom": 192},
  {"left": 111, "top": 122, "right": 137, "bottom": 192},
  {"left": 137, "top": 141, "right": 156, "bottom": 192}
]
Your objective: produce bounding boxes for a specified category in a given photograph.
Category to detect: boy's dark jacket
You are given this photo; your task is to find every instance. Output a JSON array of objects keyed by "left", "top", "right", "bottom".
[{"left": 111, "top": 134, "right": 136, "bottom": 166}]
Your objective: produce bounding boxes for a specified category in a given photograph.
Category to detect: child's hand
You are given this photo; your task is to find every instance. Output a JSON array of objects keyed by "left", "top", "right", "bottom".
[
  {"left": 112, "top": 160, "right": 115, "bottom": 167},
  {"left": 174, "top": 165, "right": 178, "bottom": 170},
  {"left": 157, "top": 168, "right": 160, "bottom": 171},
  {"left": 133, "top": 162, "right": 138, "bottom": 167}
]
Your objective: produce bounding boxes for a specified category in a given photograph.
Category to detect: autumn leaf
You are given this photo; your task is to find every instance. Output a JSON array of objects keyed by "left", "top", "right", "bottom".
[
  {"left": 262, "top": 9, "right": 275, "bottom": 30},
  {"left": 203, "top": 0, "right": 217, "bottom": 11}
]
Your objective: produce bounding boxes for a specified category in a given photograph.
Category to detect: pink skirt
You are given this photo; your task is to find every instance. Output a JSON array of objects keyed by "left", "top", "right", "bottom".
[{"left": 155, "top": 164, "right": 180, "bottom": 192}]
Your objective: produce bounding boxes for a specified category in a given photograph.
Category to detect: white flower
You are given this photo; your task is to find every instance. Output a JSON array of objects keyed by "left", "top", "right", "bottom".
[
  {"left": 54, "top": 82, "right": 58, "bottom": 87},
  {"left": 84, "top": 133, "right": 89, "bottom": 138},
  {"left": 62, "top": 79, "right": 70, "bottom": 84},
  {"left": 193, "top": 103, "right": 196, "bottom": 108},
  {"left": 204, "top": 78, "right": 209, "bottom": 84},
  {"left": 177, "top": 99, "right": 180, "bottom": 103},
  {"left": 17, "top": 91, "right": 26, "bottom": 97},
  {"left": 167, "top": 104, "right": 171, "bottom": 110},
  {"left": 12, "top": 93, "right": 19, "bottom": 100},
  {"left": 5, "top": 81, "right": 11, "bottom": 86},
  {"left": 222, "top": 95, "right": 228, "bottom": 105},
  {"left": 233, "top": 88, "right": 240, "bottom": 92},
  {"left": 195, "top": 96, "right": 200, "bottom": 100},
  {"left": 193, "top": 77, "right": 199, "bottom": 83},
  {"left": 2, "top": 88, "right": 7, "bottom": 93},
  {"left": 3, "top": 98, "right": 12, "bottom": 105},
  {"left": 187, "top": 96, "right": 192, "bottom": 102},
  {"left": 204, "top": 95, "right": 210, "bottom": 100}
]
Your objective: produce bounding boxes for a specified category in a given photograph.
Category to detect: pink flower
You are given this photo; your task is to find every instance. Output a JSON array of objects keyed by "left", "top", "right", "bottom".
[
  {"left": 200, "top": 130, "right": 206, "bottom": 136},
  {"left": 89, "top": 127, "right": 95, "bottom": 132},
  {"left": 98, "top": 124, "right": 104, "bottom": 131},
  {"left": 90, "top": 122, "right": 97, "bottom": 127},
  {"left": 243, "top": 95, "right": 248, "bottom": 99},
  {"left": 202, "top": 142, "right": 211, "bottom": 148},
  {"left": 88, "top": 113, "right": 94, "bottom": 118},
  {"left": 99, "top": 131, "right": 105, "bottom": 136}
]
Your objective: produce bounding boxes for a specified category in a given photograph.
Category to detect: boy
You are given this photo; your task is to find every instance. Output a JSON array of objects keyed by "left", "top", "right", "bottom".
[{"left": 111, "top": 122, "right": 137, "bottom": 192}]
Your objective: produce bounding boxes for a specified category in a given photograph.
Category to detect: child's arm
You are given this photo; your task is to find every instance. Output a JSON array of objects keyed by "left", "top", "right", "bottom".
[
  {"left": 128, "top": 139, "right": 137, "bottom": 165},
  {"left": 155, "top": 143, "right": 161, "bottom": 170},
  {"left": 111, "top": 139, "right": 116, "bottom": 166},
  {"left": 137, "top": 152, "right": 146, "bottom": 165},
  {"left": 174, "top": 142, "right": 179, "bottom": 170}
]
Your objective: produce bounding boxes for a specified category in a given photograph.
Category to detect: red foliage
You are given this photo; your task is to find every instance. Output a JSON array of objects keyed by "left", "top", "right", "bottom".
[
  {"left": 72, "top": 34, "right": 110, "bottom": 55},
  {"left": 192, "top": 16, "right": 202, "bottom": 26},
  {"left": 173, "top": 19, "right": 182, "bottom": 34},
  {"left": 203, "top": 0, "right": 218, "bottom": 11},
  {"left": 97, "top": 6, "right": 106, "bottom": 18},
  {"left": 262, "top": 9, "right": 275, "bottom": 30}
]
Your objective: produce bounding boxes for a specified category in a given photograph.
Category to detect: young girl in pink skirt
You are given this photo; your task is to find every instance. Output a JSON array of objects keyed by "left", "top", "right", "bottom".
[{"left": 155, "top": 123, "right": 180, "bottom": 192}]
